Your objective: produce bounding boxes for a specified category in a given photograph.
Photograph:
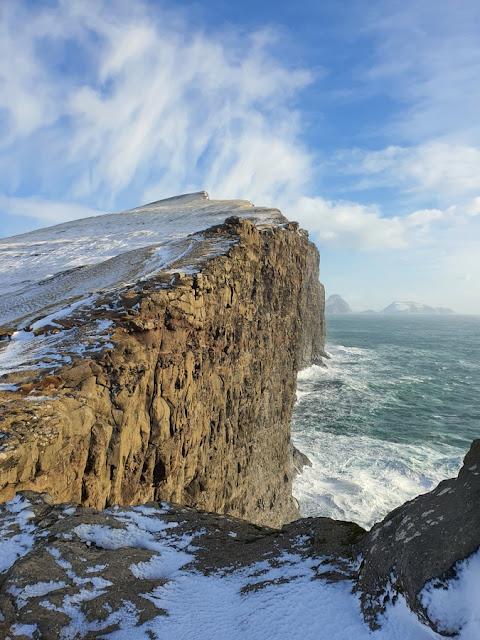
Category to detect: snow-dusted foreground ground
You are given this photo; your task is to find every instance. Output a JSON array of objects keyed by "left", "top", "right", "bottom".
[{"left": 0, "top": 492, "right": 478, "bottom": 640}]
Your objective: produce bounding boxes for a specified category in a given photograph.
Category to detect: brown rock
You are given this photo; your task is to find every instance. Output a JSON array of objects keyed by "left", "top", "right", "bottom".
[
  {"left": 0, "top": 491, "right": 362, "bottom": 639},
  {"left": 0, "top": 209, "right": 325, "bottom": 528}
]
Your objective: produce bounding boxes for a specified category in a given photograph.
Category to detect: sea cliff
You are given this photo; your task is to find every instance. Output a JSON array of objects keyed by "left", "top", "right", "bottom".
[
  {"left": 0, "top": 193, "right": 324, "bottom": 528},
  {"left": 0, "top": 194, "right": 478, "bottom": 639}
]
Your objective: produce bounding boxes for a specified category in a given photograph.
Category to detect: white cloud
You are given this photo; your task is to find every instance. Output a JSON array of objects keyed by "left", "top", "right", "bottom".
[
  {"left": 363, "top": 1, "right": 480, "bottom": 145},
  {"left": 466, "top": 197, "right": 480, "bottom": 217},
  {"left": 0, "top": 0, "right": 312, "bottom": 213},
  {"left": 334, "top": 143, "right": 480, "bottom": 200},
  {"left": 0, "top": 195, "right": 103, "bottom": 224},
  {"left": 291, "top": 196, "right": 446, "bottom": 250},
  {"left": 0, "top": 0, "right": 479, "bottom": 311}
]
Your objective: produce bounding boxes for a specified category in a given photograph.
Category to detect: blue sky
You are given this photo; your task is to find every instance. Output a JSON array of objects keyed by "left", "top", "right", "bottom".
[{"left": 1, "top": 0, "right": 480, "bottom": 312}]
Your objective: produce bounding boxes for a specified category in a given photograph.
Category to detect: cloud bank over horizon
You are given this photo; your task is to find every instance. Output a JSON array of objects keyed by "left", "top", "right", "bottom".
[{"left": 1, "top": 0, "right": 479, "bottom": 312}]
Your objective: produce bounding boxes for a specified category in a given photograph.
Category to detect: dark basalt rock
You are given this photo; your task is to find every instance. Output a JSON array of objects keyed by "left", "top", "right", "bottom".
[
  {"left": 357, "top": 439, "right": 480, "bottom": 634},
  {"left": 290, "top": 443, "right": 313, "bottom": 478}
]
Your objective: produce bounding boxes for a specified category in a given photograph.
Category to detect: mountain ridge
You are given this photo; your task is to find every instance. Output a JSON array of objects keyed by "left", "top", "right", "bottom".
[{"left": 380, "top": 300, "right": 455, "bottom": 314}]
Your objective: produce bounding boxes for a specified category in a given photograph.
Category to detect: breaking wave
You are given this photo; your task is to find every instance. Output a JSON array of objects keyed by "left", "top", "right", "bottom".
[{"left": 292, "top": 315, "right": 480, "bottom": 529}]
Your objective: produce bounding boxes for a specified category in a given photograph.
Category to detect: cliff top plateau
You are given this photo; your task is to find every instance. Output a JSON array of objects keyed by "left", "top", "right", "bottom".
[{"left": 0, "top": 191, "right": 287, "bottom": 376}]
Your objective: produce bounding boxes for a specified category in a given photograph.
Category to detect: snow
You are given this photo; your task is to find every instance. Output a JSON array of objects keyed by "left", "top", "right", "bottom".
[
  {"left": 8, "top": 580, "right": 67, "bottom": 609},
  {"left": 420, "top": 548, "right": 480, "bottom": 636},
  {"left": 84, "top": 564, "right": 107, "bottom": 574},
  {"left": 0, "top": 495, "right": 478, "bottom": 639},
  {"left": 9, "top": 623, "right": 40, "bottom": 637},
  {"left": 73, "top": 508, "right": 195, "bottom": 581},
  {"left": 0, "top": 190, "right": 475, "bottom": 638},
  {"left": 0, "top": 191, "right": 286, "bottom": 379},
  {"left": 0, "top": 383, "right": 19, "bottom": 392},
  {"left": 70, "top": 514, "right": 480, "bottom": 639},
  {"left": 0, "top": 192, "right": 284, "bottom": 326},
  {"left": 0, "top": 319, "right": 113, "bottom": 378},
  {"left": 0, "top": 495, "right": 38, "bottom": 574}
]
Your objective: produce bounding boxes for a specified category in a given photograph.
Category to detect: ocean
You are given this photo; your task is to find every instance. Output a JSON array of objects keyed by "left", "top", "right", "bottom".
[{"left": 292, "top": 313, "right": 480, "bottom": 529}]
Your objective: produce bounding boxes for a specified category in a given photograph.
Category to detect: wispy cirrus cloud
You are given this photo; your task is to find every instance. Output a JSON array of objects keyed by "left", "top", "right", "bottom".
[
  {"left": 1, "top": 0, "right": 480, "bottom": 312},
  {"left": 0, "top": 0, "right": 312, "bottom": 217},
  {"left": 332, "top": 143, "right": 480, "bottom": 203},
  {"left": 0, "top": 195, "right": 103, "bottom": 225},
  {"left": 361, "top": 0, "right": 480, "bottom": 145}
]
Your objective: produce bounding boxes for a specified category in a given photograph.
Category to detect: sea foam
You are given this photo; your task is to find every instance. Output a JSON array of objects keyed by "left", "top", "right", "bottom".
[{"left": 292, "top": 315, "right": 477, "bottom": 529}]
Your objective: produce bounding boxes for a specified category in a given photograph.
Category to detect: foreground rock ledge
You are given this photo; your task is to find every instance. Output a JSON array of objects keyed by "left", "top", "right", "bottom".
[
  {"left": 0, "top": 193, "right": 326, "bottom": 528},
  {"left": 0, "top": 492, "right": 363, "bottom": 639},
  {"left": 358, "top": 438, "right": 480, "bottom": 634},
  {"left": 0, "top": 440, "right": 478, "bottom": 638}
]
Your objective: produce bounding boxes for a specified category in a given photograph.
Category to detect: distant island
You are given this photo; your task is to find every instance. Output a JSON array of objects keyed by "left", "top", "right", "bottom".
[
  {"left": 325, "top": 294, "right": 351, "bottom": 314},
  {"left": 325, "top": 295, "right": 455, "bottom": 315},
  {"left": 380, "top": 301, "right": 455, "bottom": 314}
]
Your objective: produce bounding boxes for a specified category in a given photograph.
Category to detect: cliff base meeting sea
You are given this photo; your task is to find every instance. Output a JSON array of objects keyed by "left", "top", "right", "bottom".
[{"left": 292, "top": 313, "right": 480, "bottom": 529}]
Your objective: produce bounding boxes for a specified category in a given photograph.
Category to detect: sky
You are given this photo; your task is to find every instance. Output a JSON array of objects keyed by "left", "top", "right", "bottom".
[{"left": 1, "top": 0, "right": 479, "bottom": 313}]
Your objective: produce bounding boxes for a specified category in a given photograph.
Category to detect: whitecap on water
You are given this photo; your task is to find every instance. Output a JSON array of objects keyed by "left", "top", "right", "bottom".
[{"left": 292, "top": 341, "right": 465, "bottom": 529}]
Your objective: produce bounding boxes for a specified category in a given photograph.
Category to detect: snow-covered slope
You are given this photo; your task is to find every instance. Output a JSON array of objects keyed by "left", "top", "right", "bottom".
[
  {"left": 0, "top": 192, "right": 285, "bottom": 330},
  {"left": 380, "top": 301, "right": 454, "bottom": 314},
  {"left": 0, "top": 490, "right": 479, "bottom": 640},
  {"left": 0, "top": 192, "right": 286, "bottom": 380}
]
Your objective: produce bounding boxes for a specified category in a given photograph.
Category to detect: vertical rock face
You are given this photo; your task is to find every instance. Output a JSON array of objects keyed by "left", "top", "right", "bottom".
[
  {"left": 0, "top": 197, "right": 326, "bottom": 528},
  {"left": 298, "top": 242, "right": 327, "bottom": 369}
]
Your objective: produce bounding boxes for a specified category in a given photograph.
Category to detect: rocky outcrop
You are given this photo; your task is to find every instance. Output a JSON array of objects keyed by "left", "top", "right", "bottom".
[
  {"left": 1, "top": 440, "right": 478, "bottom": 638},
  {"left": 358, "top": 439, "right": 480, "bottom": 634},
  {"left": 0, "top": 491, "right": 364, "bottom": 639},
  {"left": 0, "top": 195, "right": 325, "bottom": 528}
]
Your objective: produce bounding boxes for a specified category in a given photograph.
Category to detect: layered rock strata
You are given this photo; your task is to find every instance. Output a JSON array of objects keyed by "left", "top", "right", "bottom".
[{"left": 0, "top": 193, "right": 325, "bottom": 528}]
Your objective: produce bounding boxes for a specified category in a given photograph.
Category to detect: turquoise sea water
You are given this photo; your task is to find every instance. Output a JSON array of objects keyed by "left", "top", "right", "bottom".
[{"left": 292, "top": 314, "right": 480, "bottom": 529}]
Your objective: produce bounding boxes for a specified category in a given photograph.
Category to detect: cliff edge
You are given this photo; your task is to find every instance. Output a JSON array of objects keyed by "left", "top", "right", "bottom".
[{"left": 0, "top": 192, "right": 325, "bottom": 528}]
